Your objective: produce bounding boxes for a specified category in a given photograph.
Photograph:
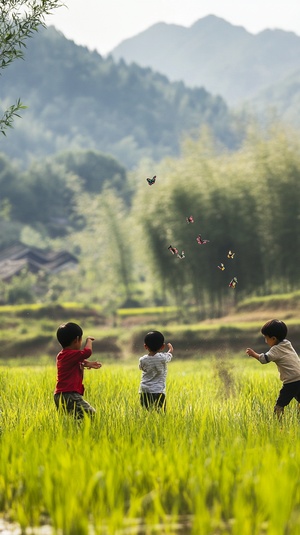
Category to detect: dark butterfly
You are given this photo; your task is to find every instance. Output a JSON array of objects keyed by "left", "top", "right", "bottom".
[
  {"left": 227, "top": 250, "right": 235, "bottom": 259},
  {"left": 218, "top": 263, "right": 225, "bottom": 271},
  {"left": 186, "top": 216, "right": 194, "bottom": 224},
  {"left": 229, "top": 277, "right": 238, "bottom": 288},
  {"left": 168, "top": 245, "right": 179, "bottom": 255},
  {"left": 146, "top": 176, "right": 156, "bottom": 186},
  {"left": 196, "top": 235, "right": 209, "bottom": 245}
]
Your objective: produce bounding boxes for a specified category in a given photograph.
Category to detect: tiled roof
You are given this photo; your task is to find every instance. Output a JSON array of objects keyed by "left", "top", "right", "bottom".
[{"left": 0, "top": 244, "right": 78, "bottom": 281}]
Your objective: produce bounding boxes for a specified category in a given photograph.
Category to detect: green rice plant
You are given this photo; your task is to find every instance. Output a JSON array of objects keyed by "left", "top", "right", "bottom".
[{"left": 0, "top": 360, "right": 299, "bottom": 534}]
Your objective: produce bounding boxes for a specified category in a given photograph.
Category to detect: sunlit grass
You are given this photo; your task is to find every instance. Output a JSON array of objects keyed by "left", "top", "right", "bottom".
[
  {"left": 238, "top": 290, "right": 300, "bottom": 311},
  {"left": 0, "top": 302, "right": 80, "bottom": 314},
  {"left": 117, "top": 306, "right": 179, "bottom": 316},
  {"left": 0, "top": 359, "right": 299, "bottom": 534}
]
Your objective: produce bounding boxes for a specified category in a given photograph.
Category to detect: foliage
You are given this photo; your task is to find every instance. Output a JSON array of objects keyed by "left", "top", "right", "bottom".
[
  {"left": 0, "top": 268, "right": 37, "bottom": 304},
  {"left": 0, "top": 148, "right": 130, "bottom": 243},
  {"left": 53, "top": 149, "right": 129, "bottom": 200},
  {"left": 0, "top": 98, "right": 26, "bottom": 135},
  {"left": 60, "top": 187, "right": 137, "bottom": 310},
  {"left": 0, "top": 361, "right": 300, "bottom": 534},
  {"left": 0, "top": 0, "right": 63, "bottom": 134}
]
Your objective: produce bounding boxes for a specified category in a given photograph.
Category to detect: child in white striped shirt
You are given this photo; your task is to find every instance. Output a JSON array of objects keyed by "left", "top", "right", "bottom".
[{"left": 139, "top": 330, "right": 173, "bottom": 411}]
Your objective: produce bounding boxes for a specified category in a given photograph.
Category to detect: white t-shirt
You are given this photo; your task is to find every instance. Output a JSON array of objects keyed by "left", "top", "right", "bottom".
[
  {"left": 258, "top": 339, "right": 300, "bottom": 384},
  {"left": 139, "top": 351, "right": 172, "bottom": 393}
]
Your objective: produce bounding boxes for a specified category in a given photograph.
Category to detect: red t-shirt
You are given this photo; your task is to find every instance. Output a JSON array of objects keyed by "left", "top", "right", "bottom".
[{"left": 54, "top": 347, "right": 92, "bottom": 395}]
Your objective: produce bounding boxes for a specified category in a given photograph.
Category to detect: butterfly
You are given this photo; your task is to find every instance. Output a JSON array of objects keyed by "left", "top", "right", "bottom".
[
  {"left": 177, "top": 251, "right": 185, "bottom": 259},
  {"left": 218, "top": 263, "right": 225, "bottom": 271},
  {"left": 146, "top": 176, "right": 156, "bottom": 186},
  {"left": 229, "top": 277, "right": 238, "bottom": 288},
  {"left": 196, "top": 235, "right": 210, "bottom": 245},
  {"left": 186, "top": 216, "right": 194, "bottom": 224},
  {"left": 168, "top": 245, "right": 179, "bottom": 255},
  {"left": 227, "top": 250, "right": 235, "bottom": 259}
]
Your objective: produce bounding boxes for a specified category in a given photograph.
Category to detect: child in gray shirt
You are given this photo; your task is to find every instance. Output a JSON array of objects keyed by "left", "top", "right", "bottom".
[
  {"left": 246, "top": 319, "right": 300, "bottom": 417},
  {"left": 139, "top": 330, "right": 173, "bottom": 412}
]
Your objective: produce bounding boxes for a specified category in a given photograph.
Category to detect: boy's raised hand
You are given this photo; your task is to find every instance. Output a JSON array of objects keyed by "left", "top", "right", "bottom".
[
  {"left": 85, "top": 336, "right": 95, "bottom": 350},
  {"left": 167, "top": 342, "right": 174, "bottom": 353}
]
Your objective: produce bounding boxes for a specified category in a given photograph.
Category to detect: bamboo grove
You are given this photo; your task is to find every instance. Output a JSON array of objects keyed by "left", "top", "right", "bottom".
[{"left": 124, "top": 125, "right": 300, "bottom": 315}]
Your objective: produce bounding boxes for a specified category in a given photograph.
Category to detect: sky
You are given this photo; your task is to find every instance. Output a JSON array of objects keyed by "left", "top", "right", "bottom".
[{"left": 45, "top": 0, "right": 300, "bottom": 55}]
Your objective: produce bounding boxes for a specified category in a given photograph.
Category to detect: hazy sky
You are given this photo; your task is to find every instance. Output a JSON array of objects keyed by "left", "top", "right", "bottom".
[{"left": 45, "top": 0, "right": 300, "bottom": 55}]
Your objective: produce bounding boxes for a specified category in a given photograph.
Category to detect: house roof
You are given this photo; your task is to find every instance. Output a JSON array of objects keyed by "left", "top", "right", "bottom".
[{"left": 0, "top": 244, "right": 78, "bottom": 281}]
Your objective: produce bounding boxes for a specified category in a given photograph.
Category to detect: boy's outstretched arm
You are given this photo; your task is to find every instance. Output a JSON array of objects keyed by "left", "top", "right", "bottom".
[
  {"left": 83, "top": 360, "right": 102, "bottom": 369},
  {"left": 246, "top": 348, "right": 260, "bottom": 360},
  {"left": 166, "top": 342, "right": 174, "bottom": 353}
]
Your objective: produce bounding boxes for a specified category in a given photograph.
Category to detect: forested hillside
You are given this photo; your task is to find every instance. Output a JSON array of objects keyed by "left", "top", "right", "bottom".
[
  {"left": 0, "top": 149, "right": 128, "bottom": 244},
  {"left": 111, "top": 15, "right": 300, "bottom": 106},
  {"left": 248, "top": 69, "right": 300, "bottom": 129},
  {"left": 0, "top": 26, "right": 241, "bottom": 169}
]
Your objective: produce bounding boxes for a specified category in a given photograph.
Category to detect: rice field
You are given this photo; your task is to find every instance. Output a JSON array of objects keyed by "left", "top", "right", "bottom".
[{"left": 0, "top": 357, "right": 300, "bottom": 535}]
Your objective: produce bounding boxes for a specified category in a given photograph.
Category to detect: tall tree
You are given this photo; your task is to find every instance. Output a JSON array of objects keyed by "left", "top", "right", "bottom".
[{"left": 0, "top": 0, "right": 63, "bottom": 135}]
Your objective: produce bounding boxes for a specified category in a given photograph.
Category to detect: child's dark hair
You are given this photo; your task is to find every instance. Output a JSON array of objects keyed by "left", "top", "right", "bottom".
[
  {"left": 144, "top": 330, "right": 165, "bottom": 352},
  {"left": 261, "top": 319, "right": 287, "bottom": 342},
  {"left": 57, "top": 322, "right": 83, "bottom": 348}
]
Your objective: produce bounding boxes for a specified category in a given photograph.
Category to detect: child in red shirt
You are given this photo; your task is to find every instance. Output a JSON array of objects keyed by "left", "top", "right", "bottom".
[{"left": 54, "top": 322, "right": 102, "bottom": 418}]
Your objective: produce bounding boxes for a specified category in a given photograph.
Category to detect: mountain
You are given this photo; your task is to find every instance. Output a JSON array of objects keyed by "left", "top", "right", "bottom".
[
  {"left": 0, "top": 26, "right": 240, "bottom": 169},
  {"left": 247, "top": 68, "right": 300, "bottom": 128},
  {"left": 111, "top": 15, "right": 300, "bottom": 106}
]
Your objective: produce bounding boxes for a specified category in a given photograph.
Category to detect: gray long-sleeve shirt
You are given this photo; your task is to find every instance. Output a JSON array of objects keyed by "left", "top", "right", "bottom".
[
  {"left": 258, "top": 339, "right": 300, "bottom": 384},
  {"left": 139, "top": 351, "right": 172, "bottom": 393}
]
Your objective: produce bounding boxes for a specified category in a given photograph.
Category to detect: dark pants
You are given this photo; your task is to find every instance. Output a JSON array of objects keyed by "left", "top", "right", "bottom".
[
  {"left": 275, "top": 380, "right": 300, "bottom": 410},
  {"left": 54, "top": 392, "right": 96, "bottom": 419},
  {"left": 140, "top": 392, "right": 166, "bottom": 412}
]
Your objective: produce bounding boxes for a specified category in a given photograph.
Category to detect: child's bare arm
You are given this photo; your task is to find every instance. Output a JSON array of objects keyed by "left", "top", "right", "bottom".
[
  {"left": 84, "top": 336, "right": 95, "bottom": 351},
  {"left": 246, "top": 348, "right": 260, "bottom": 360},
  {"left": 82, "top": 360, "right": 102, "bottom": 369},
  {"left": 166, "top": 342, "right": 174, "bottom": 353}
]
